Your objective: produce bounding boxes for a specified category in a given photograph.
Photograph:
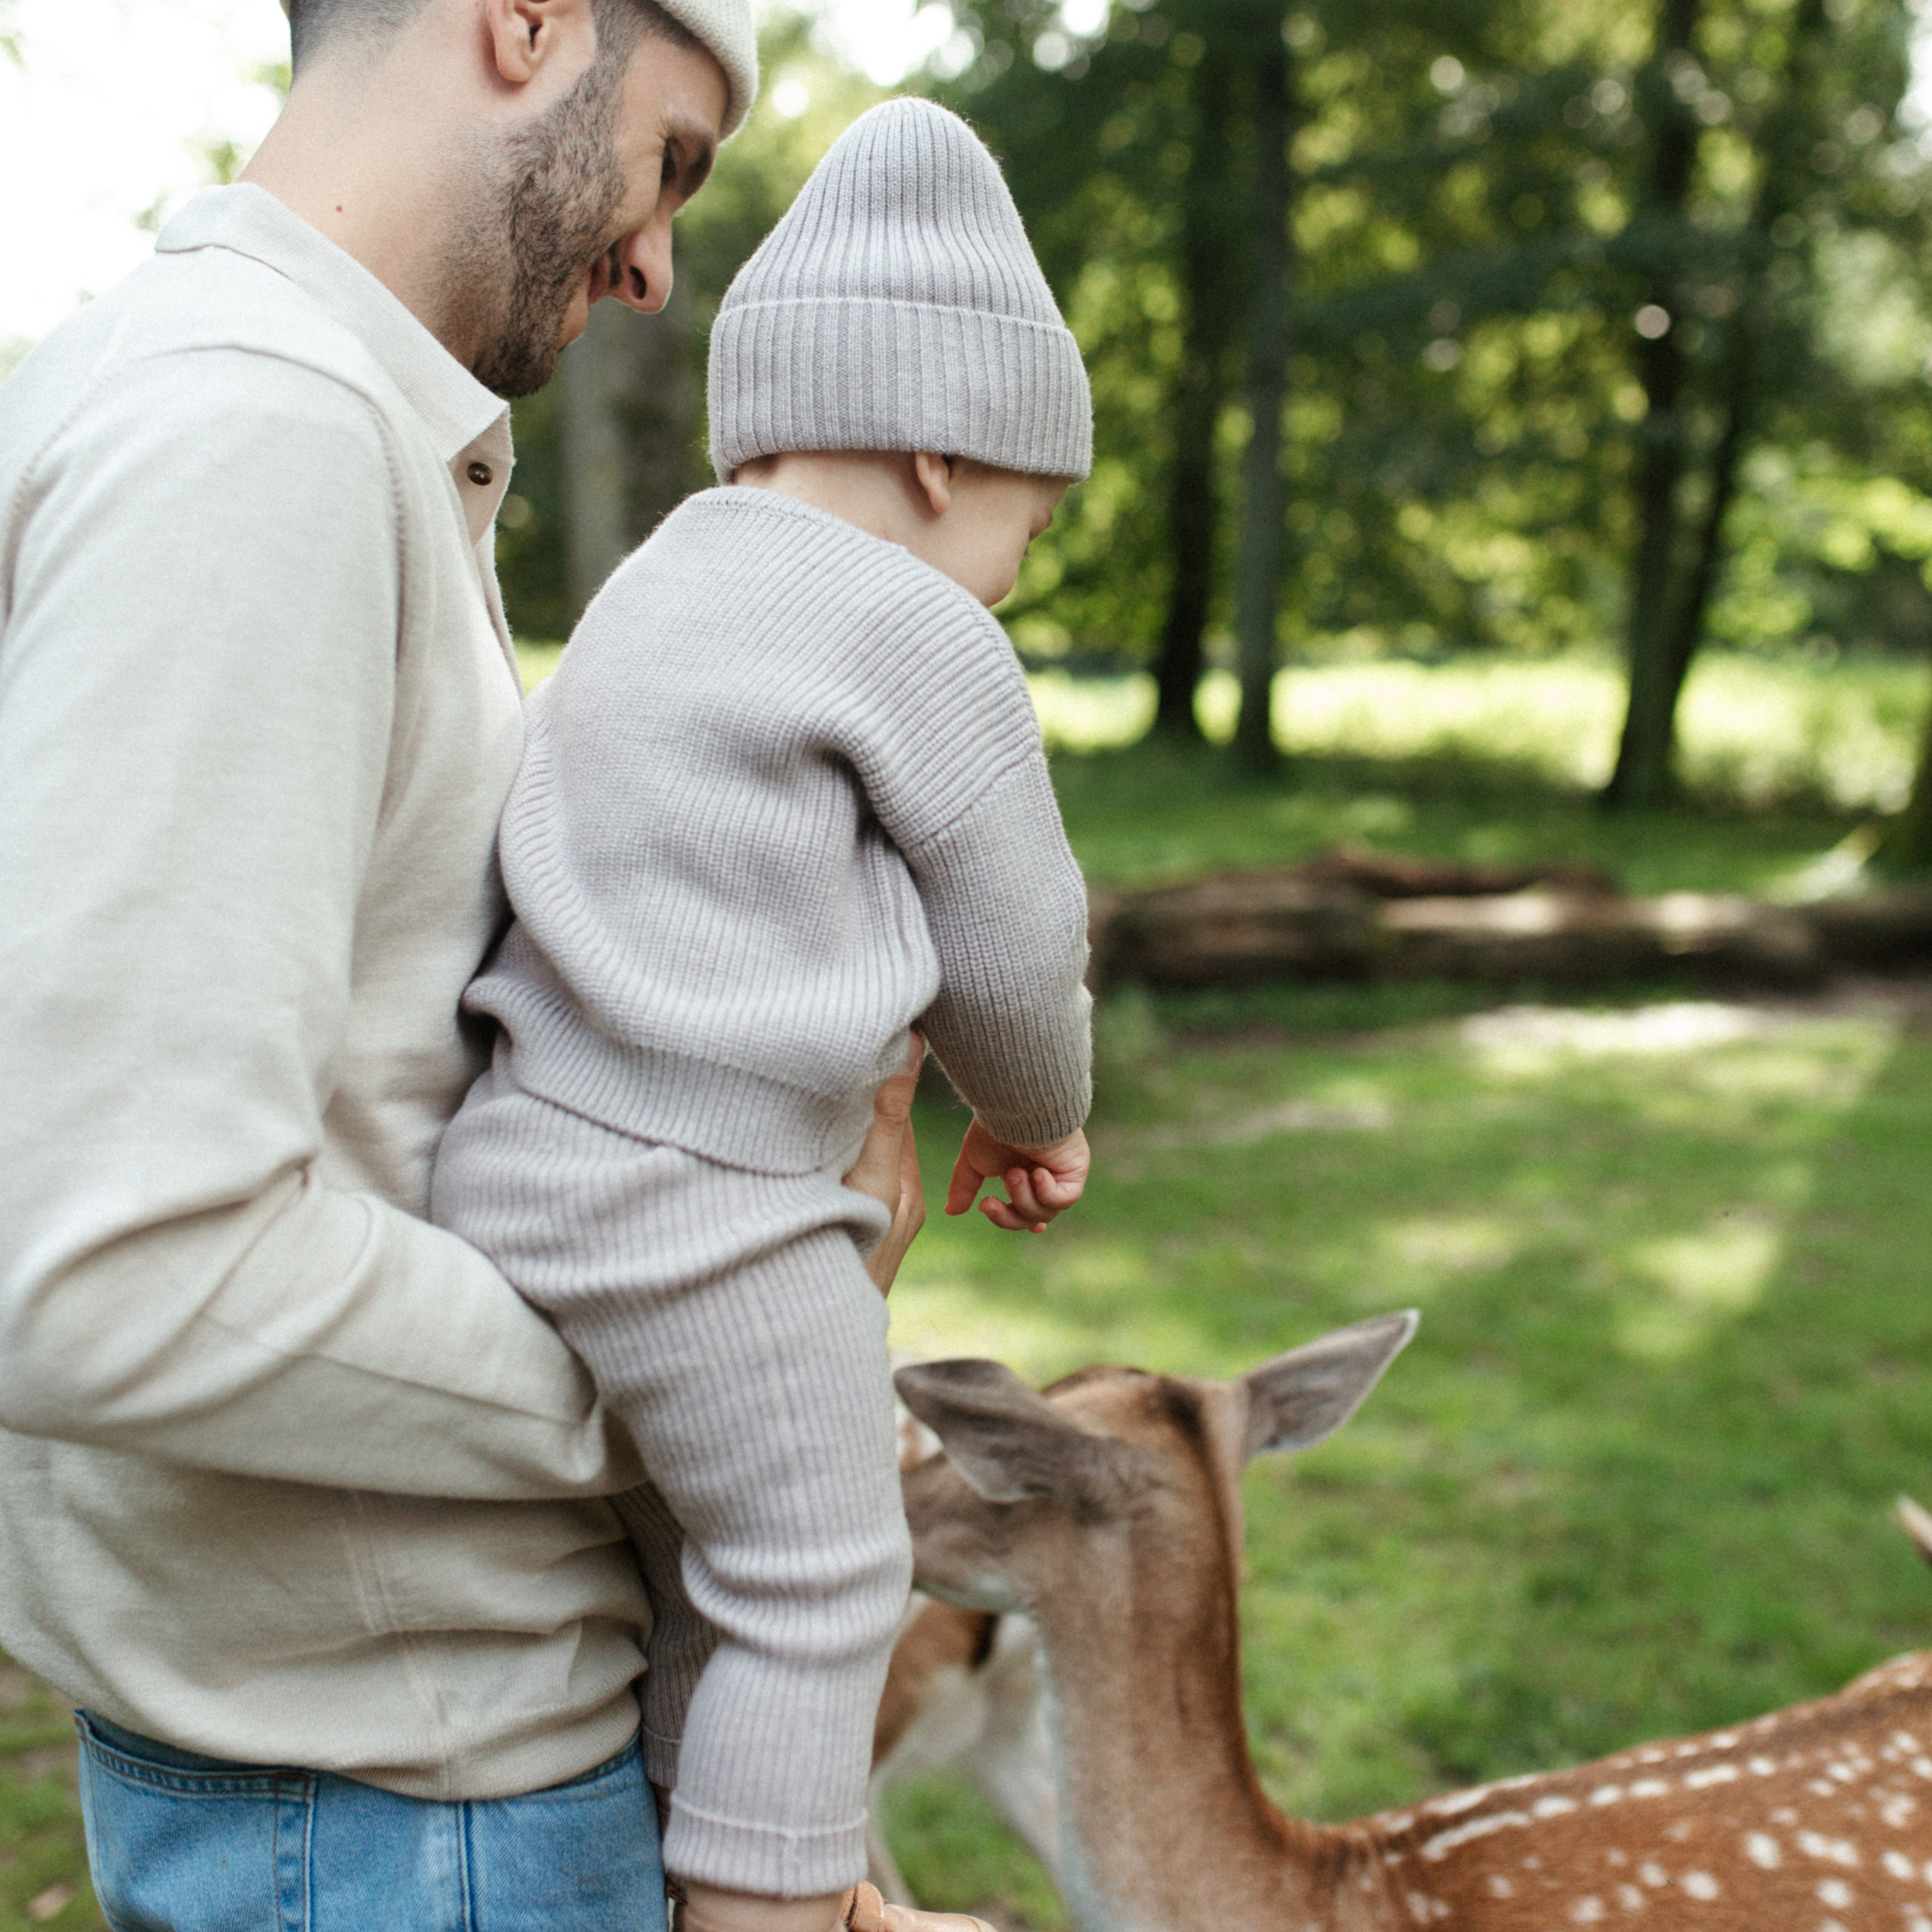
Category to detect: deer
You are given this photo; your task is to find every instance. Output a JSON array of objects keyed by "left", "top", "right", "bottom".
[{"left": 894, "top": 1311, "right": 1932, "bottom": 1932}]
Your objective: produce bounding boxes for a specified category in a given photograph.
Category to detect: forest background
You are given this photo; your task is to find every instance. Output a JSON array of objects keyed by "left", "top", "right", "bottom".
[{"left": 504, "top": 0, "right": 1932, "bottom": 848}]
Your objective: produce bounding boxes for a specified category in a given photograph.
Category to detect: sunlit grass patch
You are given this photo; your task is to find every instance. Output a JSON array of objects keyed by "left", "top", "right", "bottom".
[
  {"left": 1025, "top": 648, "right": 1928, "bottom": 817},
  {"left": 517, "top": 639, "right": 1926, "bottom": 822}
]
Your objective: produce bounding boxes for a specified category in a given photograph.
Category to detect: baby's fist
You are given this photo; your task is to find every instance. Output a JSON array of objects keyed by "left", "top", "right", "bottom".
[{"left": 946, "top": 1120, "right": 1090, "bottom": 1233}]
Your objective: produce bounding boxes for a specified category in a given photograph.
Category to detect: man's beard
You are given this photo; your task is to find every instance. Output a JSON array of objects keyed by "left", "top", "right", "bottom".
[{"left": 453, "top": 50, "right": 630, "bottom": 399}]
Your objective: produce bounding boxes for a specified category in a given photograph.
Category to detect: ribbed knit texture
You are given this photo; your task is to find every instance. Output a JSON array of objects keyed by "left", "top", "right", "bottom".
[
  {"left": 461, "top": 486, "right": 1093, "bottom": 1174},
  {"left": 708, "top": 98, "right": 1091, "bottom": 481},
  {"left": 431, "top": 1072, "right": 908, "bottom": 1897}
]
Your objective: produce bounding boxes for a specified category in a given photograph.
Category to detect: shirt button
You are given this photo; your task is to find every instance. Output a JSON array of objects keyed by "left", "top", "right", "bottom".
[{"left": 467, "top": 461, "right": 492, "bottom": 486}]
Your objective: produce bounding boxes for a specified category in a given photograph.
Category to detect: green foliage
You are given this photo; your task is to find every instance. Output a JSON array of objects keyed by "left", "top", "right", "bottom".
[{"left": 932, "top": 0, "right": 1932, "bottom": 686}]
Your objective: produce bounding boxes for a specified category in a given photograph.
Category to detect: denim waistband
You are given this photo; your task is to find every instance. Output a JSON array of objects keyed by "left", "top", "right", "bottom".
[
  {"left": 81, "top": 1711, "right": 286, "bottom": 1777},
  {"left": 78, "top": 1709, "right": 643, "bottom": 1794}
]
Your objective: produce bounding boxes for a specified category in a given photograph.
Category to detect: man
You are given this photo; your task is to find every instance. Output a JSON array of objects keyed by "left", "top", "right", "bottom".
[{"left": 0, "top": 3, "right": 923, "bottom": 1925}]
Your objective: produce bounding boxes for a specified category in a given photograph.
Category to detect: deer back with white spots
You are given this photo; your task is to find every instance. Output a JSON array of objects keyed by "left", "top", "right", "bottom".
[{"left": 896, "top": 1315, "right": 1932, "bottom": 1932}]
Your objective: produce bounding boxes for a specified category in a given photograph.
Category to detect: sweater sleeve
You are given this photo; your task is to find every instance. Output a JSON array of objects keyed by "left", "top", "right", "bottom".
[
  {"left": 0, "top": 351, "right": 639, "bottom": 1500},
  {"left": 830, "top": 566, "right": 1091, "bottom": 1150},
  {"left": 902, "top": 752, "right": 1093, "bottom": 1150}
]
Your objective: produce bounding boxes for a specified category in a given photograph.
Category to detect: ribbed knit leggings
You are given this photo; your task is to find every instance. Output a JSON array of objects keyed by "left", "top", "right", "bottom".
[{"left": 430, "top": 1067, "right": 912, "bottom": 1899}]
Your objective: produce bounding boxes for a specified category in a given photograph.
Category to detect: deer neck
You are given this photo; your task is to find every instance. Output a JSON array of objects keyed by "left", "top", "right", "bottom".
[{"left": 1028, "top": 1517, "right": 1381, "bottom": 1932}]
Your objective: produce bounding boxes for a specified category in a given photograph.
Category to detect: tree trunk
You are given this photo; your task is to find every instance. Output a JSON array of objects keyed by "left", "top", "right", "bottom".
[
  {"left": 1894, "top": 675, "right": 1932, "bottom": 872},
  {"left": 558, "top": 283, "right": 697, "bottom": 621},
  {"left": 1232, "top": 27, "right": 1294, "bottom": 774},
  {"left": 1603, "top": 0, "right": 1704, "bottom": 809},
  {"left": 1651, "top": 0, "right": 1829, "bottom": 750},
  {"left": 1152, "top": 46, "right": 1242, "bottom": 741}
]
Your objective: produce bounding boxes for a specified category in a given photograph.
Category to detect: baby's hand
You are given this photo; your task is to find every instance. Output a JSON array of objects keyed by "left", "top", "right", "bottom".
[{"left": 946, "top": 1120, "right": 1090, "bottom": 1233}]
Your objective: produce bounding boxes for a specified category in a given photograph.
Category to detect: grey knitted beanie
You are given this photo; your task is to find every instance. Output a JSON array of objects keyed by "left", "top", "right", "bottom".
[{"left": 708, "top": 97, "right": 1092, "bottom": 481}]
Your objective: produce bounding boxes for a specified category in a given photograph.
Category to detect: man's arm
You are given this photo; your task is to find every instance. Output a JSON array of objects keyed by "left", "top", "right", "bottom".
[{"left": 0, "top": 350, "right": 638, "bottom": 1499}]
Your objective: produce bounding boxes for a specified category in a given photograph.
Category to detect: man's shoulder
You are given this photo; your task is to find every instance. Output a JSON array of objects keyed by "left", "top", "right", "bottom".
[{"left": 1, "top": 246, "right": 407, "bottom": 483}]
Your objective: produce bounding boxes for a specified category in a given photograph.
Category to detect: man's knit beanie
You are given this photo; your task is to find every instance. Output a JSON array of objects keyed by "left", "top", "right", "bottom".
[
  {"left": 708, "top": 97, "right": 1092, "bottom": 481},
  {"left": 651, "top": 0, "right": 758, "bottom": 138}
]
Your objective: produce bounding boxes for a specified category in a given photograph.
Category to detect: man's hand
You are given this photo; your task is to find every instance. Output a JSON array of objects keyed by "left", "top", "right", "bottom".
[
  {"left": 945, "top": 1120, "right": 1089, "bottom": 1233},
  {"left": 842, "top": 1035, "right": 928, "bottom": 1294}
]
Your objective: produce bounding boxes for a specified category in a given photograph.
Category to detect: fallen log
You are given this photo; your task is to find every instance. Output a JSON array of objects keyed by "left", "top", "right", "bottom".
[
  {"left": 1289, "top": 844, "right": 1622, "bottom": 900},
  {"left": 1375, "top": 891, "right": 1824, "bottom": 990},
  {"left": 1090, "top": 874, "right": 1842, "bottom": 992},
  {"left": 1804, "top": 888, "right": 1932, "bottom": 969},
  {"left": 1088, "top": 875, "right": 1374, "bottom": 990}
]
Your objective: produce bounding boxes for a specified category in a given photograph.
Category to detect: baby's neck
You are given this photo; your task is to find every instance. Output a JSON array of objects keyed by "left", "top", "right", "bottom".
[{"left": 732, "top": 450, "right": 929, "bottom": 553}]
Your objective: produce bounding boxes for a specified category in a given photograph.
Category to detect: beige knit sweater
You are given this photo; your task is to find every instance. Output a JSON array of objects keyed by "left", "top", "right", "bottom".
[{"left": 461, "top": 485, "right": 1093, "bottom": 1173}]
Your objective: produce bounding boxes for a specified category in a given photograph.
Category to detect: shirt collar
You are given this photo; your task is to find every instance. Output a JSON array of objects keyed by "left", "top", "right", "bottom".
[{"left": 156, "top": 184, "right": 511, "bottom": 547}]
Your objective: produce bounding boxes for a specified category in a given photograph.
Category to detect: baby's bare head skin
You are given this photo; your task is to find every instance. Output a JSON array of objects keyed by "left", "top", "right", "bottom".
[{"left": 732, "top": 450, "right": 1071, "bottom": 608}]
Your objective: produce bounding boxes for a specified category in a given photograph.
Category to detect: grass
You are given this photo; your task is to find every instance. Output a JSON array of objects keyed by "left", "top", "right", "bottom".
[
  {"left": 878, "top": 982, "right": 1932, "bottom": 1925},
  {"left": 1034, "top": 649, "right": 1929, "bottom": 817},
  {"left": 0, "top": 1667, "right": 96, "bottom": 1931}
]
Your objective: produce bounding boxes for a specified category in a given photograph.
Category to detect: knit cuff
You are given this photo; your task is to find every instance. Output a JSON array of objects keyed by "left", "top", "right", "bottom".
[{"left": 662, "top": 1792, "right": 870, "bottom": 1899}]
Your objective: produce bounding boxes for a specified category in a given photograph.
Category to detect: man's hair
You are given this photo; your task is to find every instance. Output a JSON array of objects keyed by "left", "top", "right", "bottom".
[{"left": 288, "top": 0, "right": 695, "bottom": 77}]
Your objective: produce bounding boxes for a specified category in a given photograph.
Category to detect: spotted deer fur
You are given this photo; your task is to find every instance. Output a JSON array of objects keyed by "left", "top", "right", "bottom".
[{"left": 895, "top": 1314, "right": 1932, "bottom": 1932}]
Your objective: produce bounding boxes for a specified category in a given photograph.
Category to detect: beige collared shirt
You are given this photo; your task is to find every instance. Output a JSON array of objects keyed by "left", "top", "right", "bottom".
[{"left": 0, "top": 184, "right": 650, "bottom": 1798}]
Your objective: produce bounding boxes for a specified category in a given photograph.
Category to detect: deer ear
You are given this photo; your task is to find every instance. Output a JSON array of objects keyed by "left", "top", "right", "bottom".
[
  {"left": 895, "top": 1359, "right": 1129, "bottom": 1512},
  {"left": 1241, "top": 1311, "right": 1419, "bottom": 1460}
]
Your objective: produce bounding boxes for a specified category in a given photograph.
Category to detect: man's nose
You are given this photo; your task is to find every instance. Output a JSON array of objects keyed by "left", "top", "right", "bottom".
[{"left": 607, "top": 221, "right": 674, "bottom": 315}]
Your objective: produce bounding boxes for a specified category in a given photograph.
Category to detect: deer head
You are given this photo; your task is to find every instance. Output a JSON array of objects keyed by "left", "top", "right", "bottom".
[
  {"left": 893, "top": 1316, "right": 1419, "bottom": 1932},
  {"left": 895, "top": 1310, "right": 1419, "bottom": 1619}
]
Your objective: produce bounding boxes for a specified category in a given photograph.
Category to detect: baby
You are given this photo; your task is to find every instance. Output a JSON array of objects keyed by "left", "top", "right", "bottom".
[{"left": 432, "top": 98, "right": 1092, "bottom": 1932}]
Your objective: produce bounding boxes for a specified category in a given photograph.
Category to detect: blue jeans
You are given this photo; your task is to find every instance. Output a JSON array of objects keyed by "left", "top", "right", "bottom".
[{"left": 75, "top": 1712, "right": 669, "bottom": 1932}]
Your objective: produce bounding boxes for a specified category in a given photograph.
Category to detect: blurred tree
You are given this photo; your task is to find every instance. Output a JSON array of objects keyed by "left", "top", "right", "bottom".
[
  {"left": 1603, "top": 0, "right": 1705, "bottom": 809},
  {"left": 1895, "top": 699, "right": 1932, "bottom": 869},
  {"left": 1152, "top": 32, "right": 1243, "bottom": 740},
  {"left": 1232, "top": 14, "right": 1293, "bottom": 772},
  {"left": 558, "top": 279, "right": 697, "bottom": 611}
]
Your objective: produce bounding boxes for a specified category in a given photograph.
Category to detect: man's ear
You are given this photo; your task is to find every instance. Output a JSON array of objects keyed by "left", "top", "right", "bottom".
[
  {"left": 911, "top": 452, "right": 957, "bottom": 518},
  {"left": 895, "top": 1359, "right": 1132, "bottom": 1516},
  {"left": 484, "top": 0, "right": 591, "bottom": 86},
  {"left": 1241, "top": 1311, "right": 1418, "bottom": 1460}
]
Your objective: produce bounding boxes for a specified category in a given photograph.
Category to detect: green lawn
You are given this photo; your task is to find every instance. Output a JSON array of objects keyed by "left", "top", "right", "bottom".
[
  {"left": 877, "top": 983, "right": 1932, "bottom": 1926},
  {"left": 0, "top": 1667, "right": 97, "bottom": 1932}
]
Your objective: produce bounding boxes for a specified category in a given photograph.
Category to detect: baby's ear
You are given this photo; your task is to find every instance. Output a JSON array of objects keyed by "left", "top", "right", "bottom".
[{"left": 911, "top": 452, "right": 955, "bottom": 516}]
